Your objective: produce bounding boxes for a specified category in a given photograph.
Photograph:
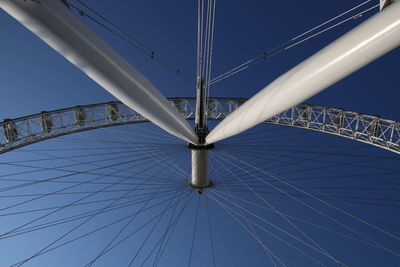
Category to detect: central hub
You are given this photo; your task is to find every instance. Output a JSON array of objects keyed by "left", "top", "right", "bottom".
[
  {"left": 188, "top": 130, "right": 214, "bottom": 194},
  {"left": 188, "top": 143, "right": 215, "bottom": 150}
]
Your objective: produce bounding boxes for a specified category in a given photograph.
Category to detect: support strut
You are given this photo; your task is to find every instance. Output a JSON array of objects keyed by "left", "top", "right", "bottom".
[{"left": 190, "top": 76, "right": 213, "bottom": 193}]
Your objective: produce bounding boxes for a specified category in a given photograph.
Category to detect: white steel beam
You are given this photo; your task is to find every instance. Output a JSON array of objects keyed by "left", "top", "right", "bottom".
[
  {"left": 206, "top": 2, "right": 400, "bottom": 144},
  {"left": 0, "top": 0, "right": 199, "bottom": 144}
]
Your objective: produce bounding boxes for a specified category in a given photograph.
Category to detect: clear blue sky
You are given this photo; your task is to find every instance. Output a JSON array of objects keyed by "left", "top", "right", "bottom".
[{"left": 0, "top": 0, "right": 399, "bottom": 266}]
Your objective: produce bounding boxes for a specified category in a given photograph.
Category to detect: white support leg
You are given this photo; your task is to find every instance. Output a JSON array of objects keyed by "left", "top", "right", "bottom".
[
  {"left": 0, "top": 0, "right": 199, "bottom": 145},
  {"left": 206, "top": 1, "right": 400, "bottom": 144}
]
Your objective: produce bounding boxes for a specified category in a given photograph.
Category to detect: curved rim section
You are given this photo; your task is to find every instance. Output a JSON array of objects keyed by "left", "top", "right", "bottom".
[{"left": 1, "top": 97, "right": 399, "bottom": 154}]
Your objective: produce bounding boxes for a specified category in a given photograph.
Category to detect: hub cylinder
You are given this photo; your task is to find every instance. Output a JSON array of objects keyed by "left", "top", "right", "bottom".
[{"left": 191, "top": 149, "right": 209, "bottom": 188}]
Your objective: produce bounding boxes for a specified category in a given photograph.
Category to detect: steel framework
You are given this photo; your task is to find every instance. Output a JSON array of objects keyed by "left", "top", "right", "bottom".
[{"left": 1, "top": 97, "right": 399, "bottom": 154}]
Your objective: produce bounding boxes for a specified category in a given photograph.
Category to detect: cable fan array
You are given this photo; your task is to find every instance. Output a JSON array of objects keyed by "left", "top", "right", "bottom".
[{"left": 0, "top": 0, "right": 400, "bottom": 265}]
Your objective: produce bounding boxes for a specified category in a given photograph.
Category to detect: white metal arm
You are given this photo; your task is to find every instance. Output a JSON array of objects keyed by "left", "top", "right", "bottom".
[
  {"left": 206, "top": 1, "right": 400, "bottom": 144},
  {"left": 0, "top": 0, "right": 199, "bottom": 144}
]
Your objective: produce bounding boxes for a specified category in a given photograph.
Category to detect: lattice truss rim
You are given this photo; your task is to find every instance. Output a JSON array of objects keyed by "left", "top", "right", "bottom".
[{"left": 1, "top": 97, "right": 399, "bottom": 154}]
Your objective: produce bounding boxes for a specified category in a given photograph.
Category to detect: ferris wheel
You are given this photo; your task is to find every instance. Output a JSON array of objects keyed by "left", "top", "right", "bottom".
[{"left": 0, "top": 0, "right": 399, "bottom": 266}]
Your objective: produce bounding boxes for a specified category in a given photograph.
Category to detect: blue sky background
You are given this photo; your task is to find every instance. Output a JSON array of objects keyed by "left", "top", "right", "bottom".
[{"left": 0, "top": 0, "right": 399, "bottom": 266}]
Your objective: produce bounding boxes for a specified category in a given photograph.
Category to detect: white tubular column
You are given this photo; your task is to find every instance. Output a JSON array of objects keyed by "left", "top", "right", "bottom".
[
  {"left": 206, "top": 2, "right": 400, "bottom": 144},
  {"left": 188, "top": 143, "right": 213, "bottom": 193},
  {"left": 191, "top": 149, "right": 209, "bottom": 190},
  {"left": 0, "top": 0, "right": 199, "bottom": 145}
]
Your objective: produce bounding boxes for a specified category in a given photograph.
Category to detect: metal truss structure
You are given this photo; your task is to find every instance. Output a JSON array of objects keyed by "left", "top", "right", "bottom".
[{"left": 1, "top": 97, "right": 399, "bottom": 154}]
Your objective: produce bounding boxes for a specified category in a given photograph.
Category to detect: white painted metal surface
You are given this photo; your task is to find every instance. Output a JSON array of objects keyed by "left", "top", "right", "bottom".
[
  {"left": 0, "top": 0, "right": 199, "bottom": 144},
  {"left": 206, "top": 2, "right": 400, "bottom": 144},
  {"left": 381, "top": 0, "right": 399, "bottom": 11},
  {"left": 191, "top": 150, "right": 209, "bottom": 188}
]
